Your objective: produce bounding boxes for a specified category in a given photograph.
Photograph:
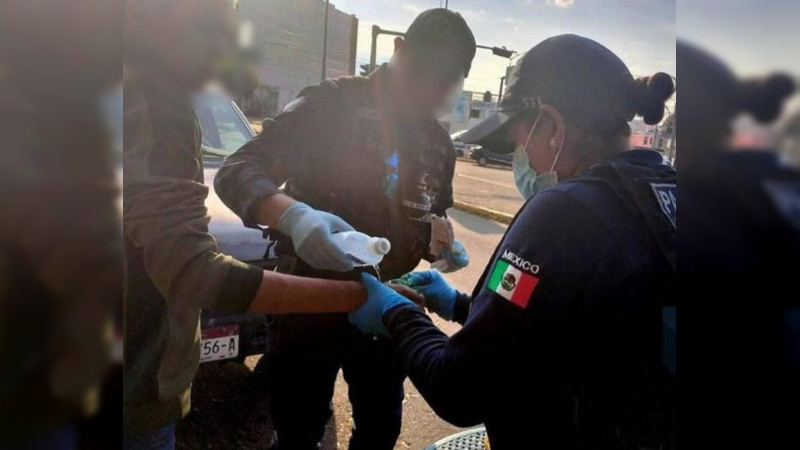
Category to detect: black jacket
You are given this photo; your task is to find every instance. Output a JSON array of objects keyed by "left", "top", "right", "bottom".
[{"left": 215, "top": 65, "right": 456, "bottom": 281}]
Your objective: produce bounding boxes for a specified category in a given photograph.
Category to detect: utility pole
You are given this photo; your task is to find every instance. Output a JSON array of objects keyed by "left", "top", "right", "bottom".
[
  {"left": 369, "top": 25, "right": 378, "bottom": 72},
  {"left": 370, "top": 25, "right": 404, "bottom": 72},
  {"left": 321, "top": 0, "right": 329, "bottom": 81}
]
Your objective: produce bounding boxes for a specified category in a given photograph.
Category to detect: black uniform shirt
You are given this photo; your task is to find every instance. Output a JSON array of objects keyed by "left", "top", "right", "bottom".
[
  {"left": 385, "top": 150, "right": 676, "bottom": 449},
  {"left": 215, "top": 65, "right": 456, "bottom": 279}
]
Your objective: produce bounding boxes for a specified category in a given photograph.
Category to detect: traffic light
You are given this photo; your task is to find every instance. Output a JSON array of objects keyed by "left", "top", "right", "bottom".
[
  {"left": 491, "top": 46, "right": 514, "bottom": 58},
  {"left": 360, "top": 64, "right": 371, "bottom": 76}
]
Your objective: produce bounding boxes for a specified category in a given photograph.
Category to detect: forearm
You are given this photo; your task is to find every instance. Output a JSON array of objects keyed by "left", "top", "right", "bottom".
[
  {"left": 384, "top": 305, "right": 484, "bottom": 427},
  {"left": 248, "top": 271, "right": 366, "bottom": 314},
  {"left": 214, "top": 135, "right": 287, "bottom": 228},
  {"left": 215, "top": 103, "right": 323, "bottom": 228},
  {"left": 252, "top": 192, "right": 296, "bottom": 229}
]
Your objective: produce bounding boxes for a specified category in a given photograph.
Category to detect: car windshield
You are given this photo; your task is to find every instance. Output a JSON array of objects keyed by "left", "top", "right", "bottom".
[
  {"left": 103, "top": 88, "right": 123, "bottom": 158},
  {"left": 104, "top": 89, "right": 253, "bottom": 159},
  {"left": 194, "top": 93, "right": 253, "bottom": 156}
]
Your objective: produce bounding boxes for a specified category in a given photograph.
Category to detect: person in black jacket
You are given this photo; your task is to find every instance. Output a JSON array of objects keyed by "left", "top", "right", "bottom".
[
  {"left": 214, "top": 9, "right": 475, "bottom": 450},
  {"left": 349, "top": 34, "right": 677, "bottom": 449}
]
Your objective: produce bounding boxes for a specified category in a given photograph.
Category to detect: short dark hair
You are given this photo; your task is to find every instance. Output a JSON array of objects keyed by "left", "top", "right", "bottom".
[{"left": 404, "top": 8, "right": 476, "bottom": 78}]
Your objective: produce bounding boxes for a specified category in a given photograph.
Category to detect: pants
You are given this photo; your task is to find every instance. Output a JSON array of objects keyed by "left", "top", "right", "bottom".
[
  {"left": 122, "top": 424, "right": 176, "bottom": 450},
  {"left": 265, "top": 314, "right": 405, "bottom": 450}
]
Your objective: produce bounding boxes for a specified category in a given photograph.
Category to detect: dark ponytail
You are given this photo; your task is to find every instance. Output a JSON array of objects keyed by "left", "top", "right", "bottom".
[
  {"left": 739, "top": 73, "right": 795, "bottom": 124},
  {"left": 633, "top": 72, "right": 675, "bottom": 125}
]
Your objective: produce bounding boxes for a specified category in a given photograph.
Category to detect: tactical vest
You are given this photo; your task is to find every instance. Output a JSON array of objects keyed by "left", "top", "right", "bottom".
[
  {"left": 273, "top": 71, "right": 455, "bottom": 280},
  {"left": 582, "top": 154, "right": 676, "bottom": 450}
]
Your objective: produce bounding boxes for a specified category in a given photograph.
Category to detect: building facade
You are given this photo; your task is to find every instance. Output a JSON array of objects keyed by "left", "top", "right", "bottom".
[
  {"left": 443, "top": 91, "right": 500, "bottom": 135},
  {"left": 630, "top": 117, "right": 673, "bottom": 149},
  {"left": 237, "top": 0, "right": 358, "bottom": 118}
]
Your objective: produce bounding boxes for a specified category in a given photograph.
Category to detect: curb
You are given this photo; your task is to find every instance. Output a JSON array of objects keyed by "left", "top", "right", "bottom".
[{"left": 452, "top": 200, "right": 514, "bottom": 225}]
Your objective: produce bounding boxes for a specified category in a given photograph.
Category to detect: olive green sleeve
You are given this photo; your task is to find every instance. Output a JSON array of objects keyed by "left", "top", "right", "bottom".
[{"left": 123, "top": 90, "right": 262, "bottom": 314}]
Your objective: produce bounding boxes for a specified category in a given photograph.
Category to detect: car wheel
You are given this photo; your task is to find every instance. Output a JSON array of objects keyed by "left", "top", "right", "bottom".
[
  {"left": 478, "top": 157, "right": 488, "bottom": 166},
  {"left": 456, "top": 149, "right": 464, "bottom": 158}
]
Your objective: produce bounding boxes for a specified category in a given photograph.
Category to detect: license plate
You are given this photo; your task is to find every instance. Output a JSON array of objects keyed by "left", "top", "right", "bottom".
[{"left": 200, "top": 325, "right": 239, "bottom": 363}]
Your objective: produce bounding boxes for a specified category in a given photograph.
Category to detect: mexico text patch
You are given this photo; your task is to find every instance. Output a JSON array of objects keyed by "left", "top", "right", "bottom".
[{"left": 487, "top": 250, "right": 540, "bottom": 308}]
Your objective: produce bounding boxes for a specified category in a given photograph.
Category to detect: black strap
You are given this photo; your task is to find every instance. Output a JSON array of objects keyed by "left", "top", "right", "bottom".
[{"left": 598, "top": 160, "right": 677, "bottom": 274}]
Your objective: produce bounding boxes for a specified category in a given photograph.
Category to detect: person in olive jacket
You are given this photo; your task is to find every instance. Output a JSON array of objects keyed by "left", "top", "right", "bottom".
[{"left": 122, "top": 1, "right": 418, "bottom": 448}]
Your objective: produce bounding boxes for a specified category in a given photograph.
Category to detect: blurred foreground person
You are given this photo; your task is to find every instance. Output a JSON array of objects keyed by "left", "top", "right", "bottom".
[
  {"left": 349, "top": 35, "right": 677, "bottom": 449},
  {"left": 678, "top": 41, "right": 799, "bottom": 448},
  {"left": 122, "top": 1, "right": 416, "bottom": 448},
  {"left": 214, "top": 8, "right": 475, "bottom": 450},
  {"left": 0, "top": 0, "right": 120, "bottom": 449}
]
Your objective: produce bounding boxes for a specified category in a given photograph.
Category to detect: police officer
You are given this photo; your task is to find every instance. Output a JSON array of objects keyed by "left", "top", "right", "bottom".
[
  {"left": 349, "top": 34, "right": 677, "bottom": 449},
  {"left": 214, "top": 9, "right": 475, "bottom": 450}
]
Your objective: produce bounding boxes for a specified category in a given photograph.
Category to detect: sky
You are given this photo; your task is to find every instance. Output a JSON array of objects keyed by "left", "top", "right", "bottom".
[
  {"left": 332, "top": 0, "right": 676, "bottom": 96},
  {"left": 677, "top": 0, "right": 800, "bottom": 118},
  {"left": 677, "top": 0, "right": 800, "bottom": 76}
]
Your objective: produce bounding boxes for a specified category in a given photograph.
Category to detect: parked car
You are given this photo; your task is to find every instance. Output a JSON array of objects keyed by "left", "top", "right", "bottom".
[
  {"left": 450, "top": 129, "right": 480, "bottom": 158},
  {"left": 471, "top": 146, "right": 513, "bottom": 167},
  {"left": 109, "top": 87, "right": 274, "bottom": 364}
]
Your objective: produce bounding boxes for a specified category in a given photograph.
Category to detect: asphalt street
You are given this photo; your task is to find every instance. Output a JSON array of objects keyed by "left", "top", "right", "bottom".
[{"left": 452, "top": 159, "right": 524, "bottom": 217}]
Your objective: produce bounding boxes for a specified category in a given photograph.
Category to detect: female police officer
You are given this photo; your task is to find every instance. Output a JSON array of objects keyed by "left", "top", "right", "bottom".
[{"left": 348, "top": 34, "right": 676, "bottom": 449}]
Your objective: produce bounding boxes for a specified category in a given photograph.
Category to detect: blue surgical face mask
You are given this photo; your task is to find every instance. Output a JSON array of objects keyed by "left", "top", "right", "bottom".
[{"left": 512, "top": 113, "right": 563, "bottom": 199}]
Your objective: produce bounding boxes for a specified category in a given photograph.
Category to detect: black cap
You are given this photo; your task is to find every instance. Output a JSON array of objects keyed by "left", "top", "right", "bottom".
[
  {"left": 404, "top": 8, "right": 476, "bottom": 80},
  {"left": 463, "top": 34, "right": 668, "bottom": 152}
]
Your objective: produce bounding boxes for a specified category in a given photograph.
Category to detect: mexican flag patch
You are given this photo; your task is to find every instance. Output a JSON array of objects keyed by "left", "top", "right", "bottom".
[{"left": 487, "top": 259, "right": 540, "bottom": 308}]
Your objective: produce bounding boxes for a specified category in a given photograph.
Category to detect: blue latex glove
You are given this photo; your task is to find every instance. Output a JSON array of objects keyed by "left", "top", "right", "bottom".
[
  {"left": 400, "top": 270, "right": 458, "bottom": 320},
  {"left": 349, "top": 273, "right": 416, "bottom": 336},
  {"left": 278, "top": 202, "right": 355, "bottom": 272},
  {"left": 438, "top": 240, "right": 470, "bottom": 273}
]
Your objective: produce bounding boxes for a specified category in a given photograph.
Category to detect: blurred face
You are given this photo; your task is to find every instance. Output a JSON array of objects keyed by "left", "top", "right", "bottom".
[
  {"left": 4, "top": 0, "right": 120, "bottom": 91},
  {"left": 129, "top": 0, "right": 236, "bottom": 90},
  {"left": 389, "top": 38, "right": 465, "bottom": 122}
]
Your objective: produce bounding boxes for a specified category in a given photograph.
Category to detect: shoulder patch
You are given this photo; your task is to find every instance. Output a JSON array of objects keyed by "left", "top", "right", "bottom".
[
  {"left": 485, "top": 249, "right": 541, "bottom": 309},
  {"left": 650, "top": 183, "right": 677, "bottom": 228}
]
